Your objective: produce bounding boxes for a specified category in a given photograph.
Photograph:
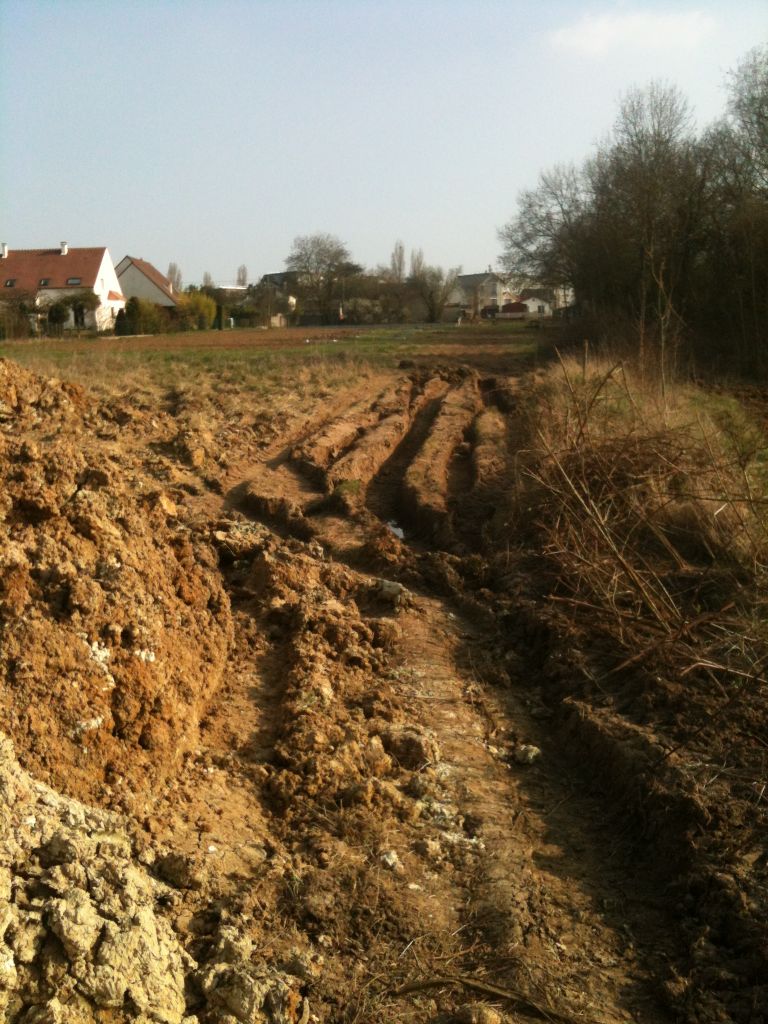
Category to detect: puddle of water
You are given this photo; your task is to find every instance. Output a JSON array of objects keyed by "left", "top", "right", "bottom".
[{"left": 386, "top": 521, "right": 405, "bottom": 539}]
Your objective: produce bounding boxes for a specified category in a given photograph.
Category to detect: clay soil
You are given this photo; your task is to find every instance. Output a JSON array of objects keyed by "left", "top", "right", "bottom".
[{"left": 0, "top": 326, "right": 766, "bottom": 1024}]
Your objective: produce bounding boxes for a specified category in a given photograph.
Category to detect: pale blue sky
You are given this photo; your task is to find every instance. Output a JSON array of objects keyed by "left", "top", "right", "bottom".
[{"left": 1, "top": 0, "right": 765, "bottom": 285}]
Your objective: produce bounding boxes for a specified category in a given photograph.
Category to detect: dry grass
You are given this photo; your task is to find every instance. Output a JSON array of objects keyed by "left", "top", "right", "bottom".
[{"left": 512, "top": 351, "right": 768, "bottom": 685}]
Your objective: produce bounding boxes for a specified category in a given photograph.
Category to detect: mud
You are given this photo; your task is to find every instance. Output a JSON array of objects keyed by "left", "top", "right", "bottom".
[{"left": 1, "top": 349, "right": 766, "bottom": 1024}]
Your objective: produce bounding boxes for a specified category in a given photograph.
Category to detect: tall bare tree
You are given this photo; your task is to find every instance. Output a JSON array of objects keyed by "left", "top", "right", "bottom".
[
  {"left": 390, "top": 240, "right": 405, "bottom": 283},
  {"left": 236, "top": 264, "right": 248, "bottom": 286},
  {"left": 498, "top": 53, "right": 768, "bottom": 375},
  {"left": 167, "top": 262, "right": 182, "bottom": 292},
  {"left": 408, "top": 251, "right": 461, "bottom": 323}
]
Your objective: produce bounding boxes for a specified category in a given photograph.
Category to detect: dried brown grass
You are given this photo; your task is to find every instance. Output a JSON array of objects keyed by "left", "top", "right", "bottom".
[{"left": 512, "top": 351, "right": 768, "bottom": 685}]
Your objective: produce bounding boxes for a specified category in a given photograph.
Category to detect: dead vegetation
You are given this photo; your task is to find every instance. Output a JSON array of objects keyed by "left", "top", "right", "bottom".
[
  {"left": 511, "top": 350, "right": 768, "bottom": 686},
  {"left": 499, "top": 351, "right": 768, "bottom": 1023}
]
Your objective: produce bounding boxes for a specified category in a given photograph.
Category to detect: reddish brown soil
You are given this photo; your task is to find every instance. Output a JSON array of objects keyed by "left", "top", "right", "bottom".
[{"left": 1, "top": 347, "right": 766, "bottom": 1024}]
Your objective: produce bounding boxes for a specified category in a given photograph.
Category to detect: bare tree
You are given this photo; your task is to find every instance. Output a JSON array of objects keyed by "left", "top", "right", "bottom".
[
  {"left": 727, "top": 44, "right": 768, "bottom": 191},
  {"left": 202, "top": 271, "right": 214, "bottom": 289},
  {"left": 236, "top": 264, "right": 248, "bottom": 287},
  {"left": 285, "top": 233, "right": 359, "bottom": 322},
  {"left": 408, "top": 252, "right": 461, "bottom": 323},
  {"left": 167, "top": 262, "right": 182, "bottom": 292},
  {"left": 390, "top": 240, "right": 405, "bottom": 283}
]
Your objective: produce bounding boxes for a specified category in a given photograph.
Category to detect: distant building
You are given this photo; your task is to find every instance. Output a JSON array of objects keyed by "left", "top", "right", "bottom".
[
  {"left": 115, "top": 256, "right": 178, "bottom": 308},
  {"left": 518, "top": 292, "right": 553, "bottom": 318},
  {"left": 497, "top": 301, "right": 528, "bottom": 320},
  {"left": 449, "top": 272, "right": 514, "bottom": 315},
  {"left": 0, "top": 242, "right": 124, "bottom": 330},
  {"left": 260, "top": 272, "right": 298, "bottom": 311},
  {"left": 497, "top": 297, "right": 552, "bottom": 320}
]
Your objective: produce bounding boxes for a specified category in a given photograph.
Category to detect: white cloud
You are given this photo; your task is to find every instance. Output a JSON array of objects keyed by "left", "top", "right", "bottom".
[{"left": 550, "top": 9, "right": 717, "bottom": 56}]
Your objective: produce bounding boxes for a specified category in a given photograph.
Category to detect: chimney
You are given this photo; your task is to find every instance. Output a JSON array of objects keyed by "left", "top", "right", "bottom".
[
  {"left": 1, "top": 243, "right": 7, "bottom": 259},
  {"left": 60, "top": 241, "right": 68, "bottom": 255}
]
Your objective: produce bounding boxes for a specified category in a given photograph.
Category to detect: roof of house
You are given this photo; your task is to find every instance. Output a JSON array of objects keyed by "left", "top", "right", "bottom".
[
  {"left": 116, "top": 256, "right": 177, "bottom": 305},
  {"left": 519, "top": 287, "right": 554, "bottom": 302},
  {"left": 261, "top": 271, "right": 299, "bottom": 289},
  {"left": 455, "top": 272, "right": 505, "bottom": 289},
  {"left": 0, "top": 248, "right": 107, "bottom": 291}
]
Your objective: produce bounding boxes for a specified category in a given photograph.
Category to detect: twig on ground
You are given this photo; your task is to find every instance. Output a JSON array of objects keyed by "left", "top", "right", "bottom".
[{"left": 392, "top": 973, "right": 596, "bottom": 1024}]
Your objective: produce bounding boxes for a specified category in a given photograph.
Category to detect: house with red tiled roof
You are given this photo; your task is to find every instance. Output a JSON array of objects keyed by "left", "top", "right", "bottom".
[
  {"left": 115, "top": 256, "right": 179, "bottom": 308},
  {"left": 0, "top": 242, "right": 125, "bottom": 330}
]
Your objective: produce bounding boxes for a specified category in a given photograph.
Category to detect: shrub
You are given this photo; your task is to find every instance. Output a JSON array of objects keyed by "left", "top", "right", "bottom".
[{"left": 177, "top": 292, "right": 216, "bottom": 330}]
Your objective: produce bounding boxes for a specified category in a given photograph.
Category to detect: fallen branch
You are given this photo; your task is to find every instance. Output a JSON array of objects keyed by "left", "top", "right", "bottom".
[{"left": 391, "top": 973, "right": 595, "bottom": 1024}]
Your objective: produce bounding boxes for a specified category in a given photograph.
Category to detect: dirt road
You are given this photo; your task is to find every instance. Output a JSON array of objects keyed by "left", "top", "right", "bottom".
[{"left": 1, "top": 351, "right": 765, "bottom": 1023}]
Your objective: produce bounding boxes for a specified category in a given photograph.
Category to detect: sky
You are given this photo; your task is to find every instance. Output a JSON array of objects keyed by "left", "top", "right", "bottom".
[{"left": 1, "top": 0, "right": 765, "bottom": 286}]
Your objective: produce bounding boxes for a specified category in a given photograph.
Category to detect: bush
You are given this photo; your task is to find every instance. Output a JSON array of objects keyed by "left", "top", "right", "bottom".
[
  {"left": 118, "top": 297, "right": 171, "bottom": 335},
  {"left": 176, "top": 292, "right": 216, "bottom": 330}
]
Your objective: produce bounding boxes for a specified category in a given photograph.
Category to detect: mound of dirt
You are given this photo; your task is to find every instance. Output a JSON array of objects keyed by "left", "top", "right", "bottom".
[
  {"left": 0, "top": 731, "right": 306, "bottom": 1024},
  {"left": 0, "top": 360, "right": 232, "bottom": 810}
]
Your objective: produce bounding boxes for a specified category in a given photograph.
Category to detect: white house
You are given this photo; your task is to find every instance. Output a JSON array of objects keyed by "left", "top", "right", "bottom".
[
  {"left": 0, "top": 242, "right": 125, "bottom": 330},
  {"left": 520, "top": 296, "right": 553, "bottom": 318},
  {"left": 449, "top": 272, "right": 515, "bottom": 313},
  {"left": 115, "top": 256, "right": 178, "bottom": 307}
]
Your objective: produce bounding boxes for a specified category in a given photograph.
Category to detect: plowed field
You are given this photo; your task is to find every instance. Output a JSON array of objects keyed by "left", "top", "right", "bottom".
[{"left": 0, "top": 325, "right": 765, "bottom": 1024}]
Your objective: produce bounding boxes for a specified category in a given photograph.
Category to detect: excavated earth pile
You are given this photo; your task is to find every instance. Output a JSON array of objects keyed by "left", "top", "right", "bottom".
[
  {"left": 0, "top": 361, "right": 232, "bottom": 809},
  {"left": 1, "top": 351, "right": 767, "bottom": 1024}
]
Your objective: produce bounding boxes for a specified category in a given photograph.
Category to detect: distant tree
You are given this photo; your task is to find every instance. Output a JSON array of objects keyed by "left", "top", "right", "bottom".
[
  {"left": 390, "top": 240, "right": 405, "bottom": 283},
  {"left": 373, "top": 241, "right": 410, "bottom": 321},
  {"left": 408, "top": 249, "right": 461, "bottom": 322},
  {"left": 0, "top": 289, "right": 36, "bottom": 338},
  {"left": 202, "top": 271, "right": 214, "bottom": 289},
  {"left": 498, "top": 164, "right": 586, "bottom": 290},
  {"left": 236, "top": 264, "right": 248, "bottom": 286},
  {"left": 167, "top": 262, "right": 183, "bottom": 292},
  {"left": 726, "top": 44, "right": 768, "bottom": 190},
  {"left": 285, "top": 233, "right": 360, "bottom": 322},
  {"left": 114, "top": 308, "right": 128, "bottom": 336},
  {"left": 499, "top": 84, "right": 703, "bottom": 344},
  {"left": 46, "top": 301, "right": 69, "bottom": 336}
]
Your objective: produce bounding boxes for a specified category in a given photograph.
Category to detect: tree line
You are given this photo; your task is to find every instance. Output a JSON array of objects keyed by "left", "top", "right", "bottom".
[
  {"left": 167, "top": 237, "right": 461, "bottom": 328},
  {"left": 498, "top": 45, "right": 768, "bottom": 377}
]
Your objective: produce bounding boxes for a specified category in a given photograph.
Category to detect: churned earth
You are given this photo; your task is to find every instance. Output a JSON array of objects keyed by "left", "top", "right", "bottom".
[{"left": 0, "top": 333, "right": 766, "bottom": 1024}]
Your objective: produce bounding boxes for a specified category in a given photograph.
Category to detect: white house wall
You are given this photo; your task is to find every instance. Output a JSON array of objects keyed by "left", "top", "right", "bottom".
[
  {"left": 522, "top": 297, "right": 552, "bottom": 317},
  {"left": 94, "top": 248, "right": 125, "bottom": 329},
  {"left": 115, "top": 262, "right": 175, "bottom": 307}
]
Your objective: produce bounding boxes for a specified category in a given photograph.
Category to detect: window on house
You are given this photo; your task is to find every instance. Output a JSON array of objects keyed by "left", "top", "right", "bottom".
[
  {"left": 39, "top": 278, "right": 50, "bottom": 286},
  {"left": 4, "top": 279, "right": 15, "bottom": 287},
  {"left": 66, "top": 277, "right": 81, "bottom": 285}
]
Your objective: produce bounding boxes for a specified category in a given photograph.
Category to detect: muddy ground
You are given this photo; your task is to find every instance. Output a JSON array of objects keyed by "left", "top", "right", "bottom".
[{"left": 0, "top": 337, "right": 765, "bottom": 1024}]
